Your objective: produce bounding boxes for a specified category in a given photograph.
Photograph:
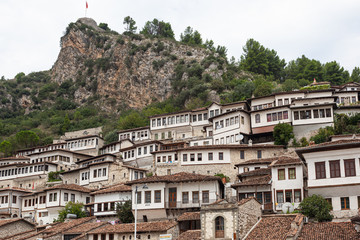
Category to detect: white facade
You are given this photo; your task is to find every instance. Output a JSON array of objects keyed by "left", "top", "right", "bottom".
[
  {"left": 0, "top": 162, "right": 57, "bottom": 182},
  {"left": 118, "top": 127, "right": 150, "bottom": 142},
  {"left": 93, "top": 190, "right": 131, "bottom": 218}
]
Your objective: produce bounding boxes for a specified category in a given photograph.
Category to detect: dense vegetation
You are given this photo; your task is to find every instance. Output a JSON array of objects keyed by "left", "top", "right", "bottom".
[{"left": 0, "top": 16, "right": 359, "bottom": 156}]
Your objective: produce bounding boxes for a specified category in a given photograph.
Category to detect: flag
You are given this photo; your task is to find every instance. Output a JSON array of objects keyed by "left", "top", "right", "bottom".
[{"left": 86, "top": 1, "right": 88, "bottom": 9}]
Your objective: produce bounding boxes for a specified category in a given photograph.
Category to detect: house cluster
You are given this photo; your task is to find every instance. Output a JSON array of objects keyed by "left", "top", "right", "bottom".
[{"left": 0, "top": 82, "right": 360, "bottom": 239}]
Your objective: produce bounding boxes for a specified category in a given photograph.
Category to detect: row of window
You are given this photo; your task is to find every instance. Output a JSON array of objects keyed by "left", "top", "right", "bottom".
[
  {"left": 119, "top": 130, "right": 149, "bottom": 140},
  {"left": 93, "top": 168, "right": 107, "bottom": 178},
  {"left": 134, "top": 171, "right": 144, "bottom": 180},
  {"left": 239, "top": 192, "right": 272, "bottom": 204},
  {"left": 337, "top": 96, "right": 357, "bottom": 104},
  {"left": 214, "top": 134, "right": 242, "bottom": 145},
  {"left": 63, "top": 193, "right": 75, "bottom": 202},
  {"left": 68, "top": 138, "right": 96, "bottom": 149},
  {"left": 293, "top": 108, "right": 332, "bottom": 120},
  {"left": 96, "top": 202, "right": 117, "bottom": 212},
  {"left": 33, "top": 155, "right": 71, "bottom": 163},
  {"left": 24, "top": 195, "right": 46, "bottom": 207},
  {"left": 0, "top": 165, "right": 48, "bottom": 177},
  {"left": 252, "top": 102, "right": 274, "bottom": 111},
  {"left": 278, "top": 168, "right": 296, "bottom": 180},
  {"left": 266, "top": 111, "right": 289, "bottom": 122},
  {"left": 135, "top": 190, "right": 210, "bottom": 204},
  {"left": 276, "top": 189, "right": 302, "bottom": 203},
  {"left": 81, "top": 158, "right": 105, "bottom": 168},
  {"left": 0, "top": 195, "right": 16, "bottom": 204},
  {"left": 154, "top": 131, "right": 173, "bottom": 140},
  {"left": 315, "top": 159, "right": 356, "bottom": 179},
  {"left": 123, "top": 145, "right": 158, "bottom": 159},
  {"left": 183, "top": 152, "right": 224, "bottom": 162},
  {"left": 214, "top": 116, "right": 243, "bottom": 130},
  {"left": 93, "top": 234, "right": 114, "bottom": 240},
  {"left": 156, "top": 154, "right": 178, "bottom": 163}
]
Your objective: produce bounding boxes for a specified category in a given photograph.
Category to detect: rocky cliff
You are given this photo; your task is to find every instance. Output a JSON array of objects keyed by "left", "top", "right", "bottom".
[{"left": 51, "top": 18, "right": 221, "bottom": 111}]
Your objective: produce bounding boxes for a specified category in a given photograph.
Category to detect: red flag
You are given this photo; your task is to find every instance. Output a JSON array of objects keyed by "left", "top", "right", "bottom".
[{"left": 86, "top": 1, "right": 88, "bottom": 9}]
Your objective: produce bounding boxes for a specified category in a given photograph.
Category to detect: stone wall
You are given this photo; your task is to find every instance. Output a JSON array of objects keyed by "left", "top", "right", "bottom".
[{"left": 238, "top": 200, "right": 262, "bottom": 239}]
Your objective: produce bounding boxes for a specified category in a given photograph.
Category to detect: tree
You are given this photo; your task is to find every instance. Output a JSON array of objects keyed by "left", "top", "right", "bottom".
[
  {"left": 282, "top": 79, "right": 300, "bottom": 92},
  {"left": 0, "top": 140, "right": 13, "bottom": 157},
  {"left": 56, "top": 202, "right": 87, "bottom": 222},
  {"left": 140, "top": 19, "right": 175, "bottom": 39},
  {"left": 104, "top": 130, "right": 118, "bottom": 144},
  {"left": 60, "top": 114, "right": 71, "bottom": 135},
  {"left": 273, "top": 123, "right": 294, "bottom": 146},
  {"left": 253, "top": 80, "right": 273, "bottom": 97},
  {"left": 98, "top": 23, "right": 110, "bottom": 31},
  {"left": 15, "top": 130, "right": 40, "bottom": 148},
  {"left": 350, "top": 67, "right": 360, "bottom": 82},
  {"left": 118, "top": 111, "right": 146, "bottom": 130},
  {"left": 323, "top": 61, "right": 349, "bottom": 85},
  {"left": 180, "top": 26, "right": 202, "bottom": 45},
  {"left": 123, "top": 16, "right": 137, "bottom": 34},
  {"left": 285, "top": 55, "right": 323, "bottom": 82},
  {"left": 299, "top": 195, "right": 333, "bottom": 222},
  {"left": 116, "top": 201, "right": 134, "bottom": 223},
  {"left": 310, "top": 126, "right": 334, "bottom": 144}
]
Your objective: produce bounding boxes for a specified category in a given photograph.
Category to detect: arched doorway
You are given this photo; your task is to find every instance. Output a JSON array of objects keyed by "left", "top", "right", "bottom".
[{"left": 215, "top": 216, "right": 224, "bottom": 238}]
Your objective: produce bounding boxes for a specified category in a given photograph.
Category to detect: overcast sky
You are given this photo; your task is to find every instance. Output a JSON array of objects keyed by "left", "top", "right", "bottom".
[{"left": 0, "top": 0, "right": 359, "bottom": 79}]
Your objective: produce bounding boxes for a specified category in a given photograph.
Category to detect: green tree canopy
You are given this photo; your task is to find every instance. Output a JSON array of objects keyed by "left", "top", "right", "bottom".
[
  {"left": 56, "top": 202, "right": 87, "bottom": 222},
  {"left": 116, "top": 201, "right": 134, "bottom": 223},
  {"left": 98, "top": 23, "right": 110, "bottom": 31},
  {"left": 117, "top": 111, "right": 146, "bottom": 130},
  {"left": 240, "top": 39, "right": 285, "bottom": 80},
  {"left": 323, "top": 61, "right": 349, "bottom": 85},
  {"left": 140, "top": 19, "right": 175, "bottom": 39},
  {"left": 282, "top": 79, "right": 300, "bottom": 92},
  {"left": 0, "top": 140, "right": 13, "bottom": 157},
  {"left": 299, "top": 195, "right": 333, "bottom": 222},
  {"left": 15, "top": 130, "right": 40, "bottom": 148},
  {"left": 350, "top": 66, "right": 360, "bottom": 82},
  {"left": 310, "top": 126, "right": 334, "bottom": 144},
  {"left": 180, "top": 26, "right": 203, "bottom": 45},
  {"left": 273, "top": 123, "right": 294, "bottom": 146},
  {"left": 123, "top": 16, "right": 137, "bottom": 34}
]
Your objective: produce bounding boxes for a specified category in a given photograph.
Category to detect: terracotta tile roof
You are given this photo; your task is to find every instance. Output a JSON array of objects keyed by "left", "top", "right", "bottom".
[
  {"left": 238, "top": 197, "right": 260, "bottom": 206},
  {"left": 44, "top": 184, "right": 92, "bottom": 193},
  {"left": 298, "top": 222, "right": 360, "bottom": 240},
  {"left": 7, "top": 229, "right": 38, "bottom": 240},
  {"left": 89, "top": 220, "right": 177, "bottom": 234},
  {"left": 0, "top": 156, "right": 29, "bottom": 160},
  {"left": 0, "top": 218, "right": 35, "bottom": 228},
  {"left": 177, "top": 212, "right": 200, "bottom": 221},
  {"left": 64, "top": 221, "right": 108, "bottom": 234},
  {"left": 235, "top": 158, "right": 276, "bottom": 166},
  {"left": 238, "top": 168, "right": 271, "bottom": 177},
  {"left": 90, "top": 184, "right": 131, "bottom": 195},
  {"left": 176, "top": 230, "right": 201, "bottom": 240},
  {"left": 269, "top": 157, "right": 302, "bottom": 167},
  {"left": 0, "top": 187, "right": 33, "bottom": 193},
  {"left": 245, "top": 215, "right": 299, "bottom": 240},
  {"left": 117, "top": 126, "right": 149, "bottom": 133},
  {"left": 232, "top": 175, "right": 271, "bottom": 188},
  {"left": 126, "top": 172, "right": 222, "bottom": 185}
]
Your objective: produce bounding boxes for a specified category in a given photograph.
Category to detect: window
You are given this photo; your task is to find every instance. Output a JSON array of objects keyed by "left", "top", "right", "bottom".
[
  {"left": 240, "top": 150, "right": 245, "bottom": 159},
  {"left": 94, "top": 234, "right": 98, "bottom": 240},
  {"left": 272, "top": 112, "right": 278, "bottom": 121},
  {"left": 219, "top": 152, "right": 223, "bottom": 160},
  {"left": 278, "top": 169, "right": 285, "bottom": 180},
  {"left": 49, "top": 194, "right": 53, "bottom": 202},
  {"left": 278, "top": 112, "right": 283, "bottom": 120},
  {"left": 208, "top": 153, "right": 213, "bottom": 161},
  {"left": 103, "top": 203, "right": 108, "bottom": 211},
  {"left": 319, "top": 109, "right": 325, "bottom": 118},
  {"left": 97, "top": 203, "right": 102, "bottom": 212},
  {"left": 183, "top": 154, "right": 188, "bottom": 162},
  {"left": 64, "top": 193, "right": 68, "bottom": 201},
  {"left": 244, "top": 167, "right": 249, "bottom": 172},
  {"left": 277, "top": 191, "right": 284, "bottom": 203},
  {"left": 103, "top": 168, "right": 107, "bottom": 176},
  {"left": 326, "top": 108, "right": 332, "bottom": 118},
  {"left": 182, "top": 192, "right": 189, "bottom": 204},
  {"left": 110, "top": 202, "right": 115, "bottom": 211},
  {"left": 344, "top": 159, "right": 356, "bottom": 177},
  {"left": 54, "top": 193, "right": 57, "bottom": 201},
  {"left": 315, "top": 162, "right": 326, "bottom": 179},
  {"left": 267, "top": 114, "right": 271, "bottom": 122},
  {"left": 215, "top": 216, "right": 225, "bottom": 238},
  {"left": 93, "top": 169, "right": 97, "bottom": 178},
  {"left": 109, "top": 234, "right": 114, "bottom": 240},
  {"left": 202, "top": 191, "right": 209, "bottom": 203},
  {"left": 197, "top": 153, "right": 202, "bottom": 161},
  {"left": 145, "top": 191, "right": 151, "bottom": 204},
  {"left": 13, "top": 196, "right": 16, "bottom": 204},
  {"left": 204, "top": 113, "right": 208, "bottom": 120},
  {"left": 285, "top": 190, "right": 292, "bottom": 203},
  {"left": 136, "top": 192, "right": 141, "bottom": 204},
  {"left": 278, "top": 99, "right": 283, "bottom": 106},
  {"left": 284, "top": 98, "right": 289, "bottom": 105},
  {"left": 288, "top": 168, "right": 296, "bottom": 179},
  {"left": 294, "top": 111, "right": 299, "bottom": 120},
  {"left": 155, "top": 190, "right": 161, "bottom": 203},
  {"left": 71, "top": 194, "right": 75, "bottom": 202},
  {"left": 190, "top": 154, "right": 195, "bottom": 161},
  {"left": 341, "top": 197, "right": 350, "bottom": 210},
  {"left": 313, "top": 109, "right": 319, "bottom": 118},
  {"left": 256, "top": 193, "right": 263, "bottom": 204},
  {"left": 193, "top": 115, "right": 197, "bottom": 122},
  {"left": 192, "top": 191, "right": 199, "bottom": 203},
  {"left": 257, "top": 150, "right": 262, "bottom": 159},
  {"left": 329, "top": 160, "right": 341, "bottom": 178},
  {"left": 294, "top": 190, "right": 301, "bottom": 203},
  {"left": 255, "top": 114, "right": 260, "bottom": 123}
]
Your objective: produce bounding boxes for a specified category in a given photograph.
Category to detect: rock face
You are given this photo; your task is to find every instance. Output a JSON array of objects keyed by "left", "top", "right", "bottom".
[{"left": 51, "top": 18, "right": 213, "bottom": 111}]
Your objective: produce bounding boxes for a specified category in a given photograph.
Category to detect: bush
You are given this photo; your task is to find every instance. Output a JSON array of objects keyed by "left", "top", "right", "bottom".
[
  {"left": 310, "top": 126, "right": 334, "bottom": 144},
  {"left": 116, "top": 36, "right": 125, "bottom": 45},
  {"left": 299, "top": 195, "right": 333, "bottom": 222},
  {"left": 273, "top": 123, "right": 294, "bottom": 146}
]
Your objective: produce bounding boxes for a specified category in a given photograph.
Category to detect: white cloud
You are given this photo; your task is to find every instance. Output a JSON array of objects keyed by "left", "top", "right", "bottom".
[{"left": 0, "top": 0, "right": 359, "bottom": 78}]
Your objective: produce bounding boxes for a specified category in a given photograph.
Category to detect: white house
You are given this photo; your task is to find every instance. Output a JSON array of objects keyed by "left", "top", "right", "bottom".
[
  {"left": 90, "top": 184, "right": 131, "bottom": 220},
  {"left": 296, "top": 139, "right": 360, "bottom": 218},
  {"left": 126, "top": 172, "right": 224, "bottom": 222},
  {"left": 0, "top": 187, "right": 32, "bottom": 218},
  {"left": 99, "top": 139, "right": 134, "bottom": 155},
  {"left": 118, "top": 126, "right": 151, "bottom": 142},
  {"left": 120, "top": 141, "right": 161, "bottom": 168},
  {"left": 21, "top": 184, "right": 91, "bottom": 225}
]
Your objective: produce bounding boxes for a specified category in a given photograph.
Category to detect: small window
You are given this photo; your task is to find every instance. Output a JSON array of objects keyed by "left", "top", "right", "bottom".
[
  {"left": 145, "top": 191, "right": 151, "bottom": 204},
  {"left": 136, "top": 192, "right": 141, "bottom": 204},
  {"left": 154, "top": 190, "right": 161, "bottom": 203},
  {"left": 344, "top": 159, "right": 356, "bottom": 177},
  {"left": 219, "top": 152, "right": 224, "bottom": 160},
  {"left": 202, "top": 191, "right": 209, "bottom": 203},
  {"left": 192, "top": 191, "right": 199, "bottom": 203},
  {"left": 183, "top": 154, "right": 188, "bottom": 162},
  {"left": 288, "top": 168, "right": 296, "bottom": 179},
  {"left": 315, "top": 162, "right": 326, "bottom": 179},
  {"left": 182, "top": 192, "right": 189, "bottom": 204},
  {"left": 255, "top": 114, "right": 260, "bottom": 123},
  {"left": 341, "top": 197, "right": 350, "bottom": 210},
  {"left": 208, "top": 153, "right": 213, "bottom": 161},
  {"left": 329, "top": 160, "right": 341, "bottom": 178},
  {"left": 240, "top": 150, "right": 245, "bottom": 159},
  {"left": 278, "top": 169, "right": 285, "bottom": 180},
  {"left": 257, "top": 150, "right": 262, "bottom": 159},
  {"left": 277, "top": 191, "right": 284, "bottom": 203}
]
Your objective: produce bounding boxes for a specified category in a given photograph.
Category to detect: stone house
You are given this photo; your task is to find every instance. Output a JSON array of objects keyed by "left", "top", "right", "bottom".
[
  {"left": 0, "top": 218, "right": 35, "bottom": 239},
  {"left": 87, "top": 220, "right": 179, "bottom": 240},
  {"left": 126, "top": 172, "right": 224, "bottom": 222},
  {"left": 201, "top": 198, "right": 262, "bottom": 240}
]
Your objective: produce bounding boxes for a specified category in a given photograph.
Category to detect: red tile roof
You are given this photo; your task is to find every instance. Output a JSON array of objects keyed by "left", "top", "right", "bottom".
[
  {"left": 89, "top": 220, "right": 177, "bottom": 234},
  {"left": 269, "top": 157, "right": 302, "bottom": 167},
  {"left": 0, "top": 187, "right": 33, "bottom": 193},
  {"left": 90, "top": 184, "right": 131, "bottom": 195},
  {"left": 126, "top": 172, "right": 222, "bottom": 185},
  {"left": 0, "top": 218, "right": 35, "bottom": 228},
  {"left": 177, "top": 212, "right": 200, "bottom": 221},
  {"left": 298, "top": 222, "right": 360, "bottom": 240},
  {"left": 238, "top": 168, "right": 271, "bottom": 177},
  {"left": 235, "top": 158, "right": 276, "bottom": 166},
  {"left": 232, "top": 175, "right": 271, "bottom": 188},
  {"left": 245, "top": 214, "right": 301, "bottom": 240},
  {"left": 176, "top": 230, "right": 201, "bottom": 240},
  {"left": 64, "top": 221, "right": 108, "bottom": 234},
  {"left": 44, "top": 184, "right": 92, "bottom": 193}
]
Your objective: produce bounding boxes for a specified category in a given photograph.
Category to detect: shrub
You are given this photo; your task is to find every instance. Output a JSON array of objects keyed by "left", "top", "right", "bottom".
[
  {"left": 299, "top": 195, "right": 333, "bottom": 222},
  {"left": 273, "top": 123, "right": 294, "bottom": 146}
]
